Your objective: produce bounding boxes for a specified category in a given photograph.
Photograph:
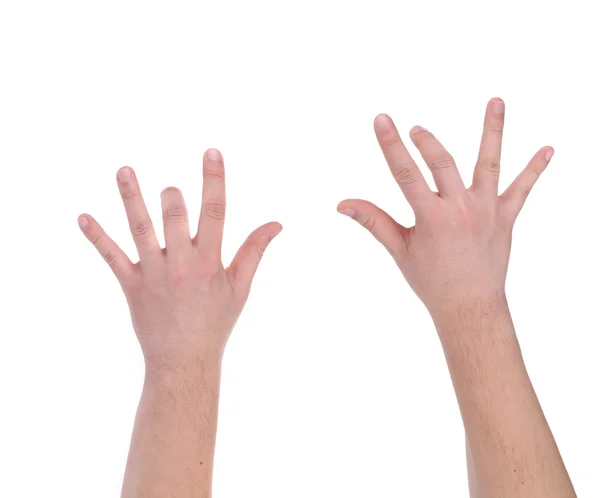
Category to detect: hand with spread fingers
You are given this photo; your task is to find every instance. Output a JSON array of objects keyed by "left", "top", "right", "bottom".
[
  {"left": 338, "top": 99, "right": 552, "bottom": 319},
  {"left": 338, "top": 99, "right": 576, "bottom": 498},
  {"left": 79, "top": 148, "right": 281, "bottom": 364},
  {"left": 78, "top": 148, "right": 281, "bottom": 498}
]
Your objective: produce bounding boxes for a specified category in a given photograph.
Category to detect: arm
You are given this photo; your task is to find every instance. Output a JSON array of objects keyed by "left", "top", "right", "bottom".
[
  {"left": 437, "top": 298, "right": 571, "bottom": 497},
  {"left": 78, "top": 148, "right": 282, "bottom": 498},
  {"left": 120, "top": 358, "right": 222, "bottom": 497},
  {"left": 338, "top": 99, "right": 576, "bottom": 497}
]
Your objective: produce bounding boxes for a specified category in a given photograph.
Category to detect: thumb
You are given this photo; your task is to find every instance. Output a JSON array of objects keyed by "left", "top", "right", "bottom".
[
  {"left": 337, "top": 199, "right": 408, "bottom": 258},
  {"left": 227, "top": 222, "right": 282, "bottom": 294}
]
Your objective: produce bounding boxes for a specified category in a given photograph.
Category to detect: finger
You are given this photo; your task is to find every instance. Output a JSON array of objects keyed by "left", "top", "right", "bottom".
[
  {"left": 227, "top": 222, "right": 282, "bottom": 295},
  {"left": 160, "top": 187, "right": 191, "bottom": 255},
  {"left": 374, "top": 114, "right": 433, "bottom": 211},
  {"left": 337, "top": 199, "right": 409, "bottom": 259},
  {"left": 409, "top": 126, "right": 465, "bottom": 197},
  {"left": 77, "top": 214, "right": 135, "bottom": 284},
  {"left": 195, "top": 149, "right": 226, "bottom": 261},
  {"left": 472, "top": 98, "right": 505, "bottom": 194},
  {"left": 500, "top": 147, "right": 554, "bottom": 221},
  {"left": 116, "top": 167, "right": 161, "bottom": 259}
]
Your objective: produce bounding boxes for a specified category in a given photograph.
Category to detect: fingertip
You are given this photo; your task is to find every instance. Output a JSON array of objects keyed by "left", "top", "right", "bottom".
[
  {"left": 160, "top": 185, "right": 183, "bottom": 199},
  {"left": 269, "top": 223, "right": 283, "bottom": 240},
  {"left": 410, "top": 125, "right": 428, "bottom": 136},
  {"left": 338, "top": 209, "right": 356, "bottom": 219},
  {"left": 489, "top": 97, "right": 505, "bottom": 115},
  {"left": 205, "top": 148, "right": 223, "bottom": 162},
  {"left": 202, "top": 149, "right": 225, "bottom": 180},
  {"left": 336, "top": 200, "right": 349, "bottom": 212},
  {"left": 337, "top": 200, "right": 358, "bottom": 217},
  {"left": 251, "top": 221, "right": 283, "bottom": 242},
  {"left": 544, "top": 147, "right": 554, "bottom": 162},
  {"left": 374, "top": 113, "right": 393, "bottom": 131},
  {"left": 77, "top": 214, "right": 89, "bottom": 230},
  {"left": 116, "top": 166, "right": 134, "bottom": 183}
]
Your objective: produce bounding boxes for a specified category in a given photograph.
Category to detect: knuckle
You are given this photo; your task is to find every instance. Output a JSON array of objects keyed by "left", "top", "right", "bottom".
[
  {"left": 168, "top": 265, "right": 189, "bottom": 285},
  {"left": 204, "top": 165, "right": 225, "bottom": 180},
  {"left": 196, "top": 255, "right": 220, "bottom": 275},
  {"left": 164, "top": 206, "right": 187, "bottom": 223},
  {"left": 123, "top": 274, "right": 141, "bottom": 294},
  {"left": 429, "top": 157, "right": 455, "bottom": 170},
  {"left": 486, "top": 123, "right": 504, "bottom": 133},
  {"left": 131, "top": 219, "right": 152, "bottom": 239},
  {"left": 121, "top": 189, "right": 137, "bottom": 201},
  {"left": 91, "top": 233, "right": 103, "bottom": 246},
  {"left": 393, "top": 163, "right": 418, "bottom": 184},
  {"left": 381, "top": 135, "right": 401, "bottom": 149},
  {"left": 479, "top": 158, "right": 501, "bottom": 176},
  {"left": 361, "top": 216, "right": 376, "bottom": 233},
  {"left": 102, "top": 249, "right": 117, "bottom": 267},
  {"left": 204, "top": 202, "right": 226, "bottom": 221},
  {"left": 255, "top": 245, "right": 265, "bottom": 261}
]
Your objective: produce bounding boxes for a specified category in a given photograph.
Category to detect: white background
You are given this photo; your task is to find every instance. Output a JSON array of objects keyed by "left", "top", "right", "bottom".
[{"left": 1, "top": 1, "right": 598, "bottom": 496}]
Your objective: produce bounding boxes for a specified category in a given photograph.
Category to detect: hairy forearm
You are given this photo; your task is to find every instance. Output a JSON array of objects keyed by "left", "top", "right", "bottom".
[
  {"left": 433, "top": 297, "right": 575, "bottom": 498},
  {"left": 121, "top": 356, "right": 222, "bottom": 498}
]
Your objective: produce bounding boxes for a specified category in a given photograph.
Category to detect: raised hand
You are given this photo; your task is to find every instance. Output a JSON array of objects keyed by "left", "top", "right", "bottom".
[
  {"left": 338, "top": 98, "right": 553, "bottom": 319},
  {"left": 78, "top": 149, "right": 282, "bottom": 498},
  {"left": 78, "top": 149, "right": 281, "bottom": 367},
  {"left": 338, "top": 100, "right": 575, "bottom": 497}
]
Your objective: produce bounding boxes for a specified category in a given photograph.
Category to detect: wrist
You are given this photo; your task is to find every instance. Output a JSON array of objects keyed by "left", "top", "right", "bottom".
[
  {"left": 144, "top": 349, "right": 223, "bottom": 391},
  {"left": 429, "top": 292, "right": 514, "bottom": 346},
  {"left": 428, "top": 291, "right": 509, "bottom": 327},
  {"left": 432, "top": 295, "right": 527, "bottom": 388}
]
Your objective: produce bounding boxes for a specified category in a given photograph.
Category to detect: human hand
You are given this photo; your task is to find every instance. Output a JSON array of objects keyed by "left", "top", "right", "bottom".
[
  {"left": 338, "top": 99, "right": 553, "bottom": 320},
  {"left": 78, "top": 149, "right": 282, "bottom": 372}
]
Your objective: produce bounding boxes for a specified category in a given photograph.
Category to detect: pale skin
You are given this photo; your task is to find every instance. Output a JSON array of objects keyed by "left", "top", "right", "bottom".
[
  {"left": 78, "top": 148, "right": 282, "bottom": 498},
  {"left": 337, "top": 98, "right": 576, "bottom": 497},
  {"left": 78, "top": 101, "right": 576, "bottom": 498}
]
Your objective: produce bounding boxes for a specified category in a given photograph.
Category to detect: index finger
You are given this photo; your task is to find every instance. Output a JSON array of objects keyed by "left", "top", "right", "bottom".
[{"left": 374, "top": 114, "right": 433, "bottom": 210}]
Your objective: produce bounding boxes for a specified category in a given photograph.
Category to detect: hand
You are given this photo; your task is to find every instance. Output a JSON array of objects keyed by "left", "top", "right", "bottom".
[
  {"left": 338, "top": 98, "right": 553, "bottom": 319},
  {"left": 78, "top": 148, "right": 282, "bottom": 372}
]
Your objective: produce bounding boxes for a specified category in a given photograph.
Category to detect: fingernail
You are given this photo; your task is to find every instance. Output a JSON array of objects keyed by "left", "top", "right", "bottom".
[
  {"left": 338, "top": 209, "right": 356, "bottom": 219},
  {"left": 411, "top": 125, "right": 427, "bottom": 134},
  {"left": 269, "top": 226, "right": 282, "bottom": 240},
  {"left": 545, "top": 149, "right": 554, "bottom": 161},
  {"left": 374, "top": 114, "right": 392, "bottom": 131},
  {"left": 492, "top": 100, "right": 505, "bottom": 115},
  {"left": 206, "top": 148, "right": 222, "bottom": 161},
  {"left": 117, "top": 167, "right": 132, "bottom": 183},
  {"left": 78, "top": 216, "right": 89, "bottom": 229}
]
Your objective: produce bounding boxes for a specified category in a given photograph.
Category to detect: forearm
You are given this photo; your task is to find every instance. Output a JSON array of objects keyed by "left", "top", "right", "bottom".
[
  {"left": 80, "top": 149, "right": 279, "bottom": 496},
  {"left": 433, "top": 296, "right": 575, "bottom": 498},
  {"left": 121, "top": 355, "right": 223, "bottom": 498}
]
